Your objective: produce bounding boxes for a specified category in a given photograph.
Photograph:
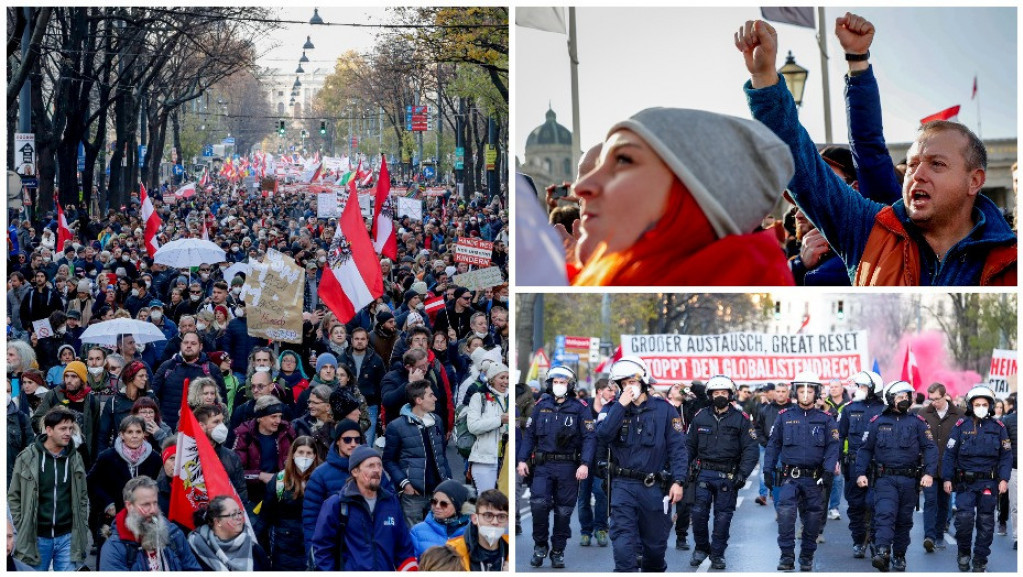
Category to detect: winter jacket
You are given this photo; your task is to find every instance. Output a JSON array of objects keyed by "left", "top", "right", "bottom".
[
  {"left": 410, "top": 511, "right": 469, "bottom": 559},
  {"left": 32, "top": 386, "right": 102, "bottom": 467},
  {"left": 311, "top": 481, "right": 418, "bottom": 571},
  {"left": 746, "top": 71, "right": 1016, "bottom": 286},
  {"left": 86, "top": 442, "right": 163, "bottom": 515},
  {"left": 98, "top": 389, "right": 159, "bottom": 451},
  {"left": 7, "top": 284, "right": 32, "bottom": 331},
  {"left": 20, "top": 286, "right": 63, "bottom": 326},
  {"left": 368, "top": 327, "right": 399, "bottom": 370},
  {"left": 381, "top": 353, "right": 454, "bottom": 432},
  {"left": 446, "top": 523, "right": 509, "bottom": 571},
  {"left": 232, "top": 420, "right": 296, "bottom": 501},
  {"left": 920, "top": 401, "right": 964, "bottom": 476},
  {"left": 151, "top": 352, "right": 225, "bottom": 430},
  {"left": 223, "top": 317, "right": 265, "bottom": 374},
  {"left": 383, "top": 404, "right": 452, "bottom": 495},
  {"left": 8, "top": 435, "right": 90, "bottom": 567},
  {"left": 7, "top": 401, "right": 34, "bottom": 487},
  {"left": 258, "top": 472, "right": 308, "bottom": 570},
  {"left": 302, "top": 446, "right": 352, "bottom": 554},
  {"left": 466, "top": 385, "right": 508, "bottom": 465},
  {"left": 99, "top": 509, "right": 201, "bottom": 571},
  {"left": 147, "top": 317, "right": 178, "bottom": 363},
  {"left": 1003, "top": 412, "right": 1018, "bottom": 469},
  {"left": 516, "top": 382, "right": 536, "bottom": 430},
  {"left": 339, "top": 348, "right": 387, "bottom": 405}
]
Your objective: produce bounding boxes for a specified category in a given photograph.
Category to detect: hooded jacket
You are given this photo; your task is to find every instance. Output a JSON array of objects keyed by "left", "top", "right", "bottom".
[
  {"left": 98, "top": 508, "right": 201, "bottom": 571},
  {"left": 32, "top": 385, "right": 102, "bottom": 466},
  {"left": 8, "top": 434, "right": 90, "bottom": 566},
  {"left": 383, "top": 404, "right": 452, "bottom": 495},
  {"left": 410, "top": 510, "right": 470, "bottom": 559},
  {"left": 466, "top": 384, "right": 509, "bottom": 465},
  {"left": 7, "top": 400, "right": 34, "bottom": 487},
  {"left": 302, "top": 446, "right": 352, "bottom": 554},
  {"left": 310, "top": 481, "right": 417, "bottom": 571}
]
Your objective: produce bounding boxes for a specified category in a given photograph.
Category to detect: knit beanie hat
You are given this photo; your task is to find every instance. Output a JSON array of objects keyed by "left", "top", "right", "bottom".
[
  {"left": 316, "top": 353, "right": 338, "bottom": 373},
  {"left": 485, "top": 362, "right": 509, "bottom": 381},
  {"left": 333, "top": 418, "right": 362, "bottom": 444},
  {"left": 208, "top": 351, "right": 229, "bottom": 366},
  {"left": 452, "top": 287, "right": 470, "bottom": 301},
  {"left": 57, "top": 344, "right": 77, "bottom": 361},
  {"left": 606, "top": 108, "right": 794, "bottom": 238},
  {"left": 410, "top": 281, "right": 428, "bottom": 296},
  {"left": 121, "top": 360, "right": 147, "bottom": 387},
  {"left": 434, "top": 479, "right": 470, "bottom": 514},
  {"left": 64, "top": 360, "right": 88, "bottom": 383},
  {"left": 330, "top": 389, "right": 362, "bottom": 422},
  {"left": 376, "top": 310, "right": 395, "bottom": 325},
  {"left": 349, "top": 445, "right": 380, "bottom": 471}
]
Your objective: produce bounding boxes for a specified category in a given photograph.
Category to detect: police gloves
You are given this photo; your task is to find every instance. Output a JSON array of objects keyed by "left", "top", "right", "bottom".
[
  {"left": 764, "top": 470, "right": 774, "bottom": 490},
  {"left": 732, "top": 476, "right": 746, "bottom": 491}
]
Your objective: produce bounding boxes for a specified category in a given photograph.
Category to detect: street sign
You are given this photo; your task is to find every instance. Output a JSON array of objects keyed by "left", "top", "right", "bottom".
[
  {"left": 138, "top": 145, "right": 147, "bottom": 168},
  {"left": 423, "top": 166, "right": 435, "bottom": 179},
  {"left": 172, "top": 164, "right": 184, "bottom": 176},
  {"left": 555, "top": 335, "right": 566, "bottom": 348},
  {"left": 485, "top": 145, "right": 496, "bottom": 170},
  {"left": 454, "top": 146, "right": 465, "bottom": 170},
  {"left": 223, "top": 137, "right": 236, "bottom": 145},
  {"left": 21, "top": 177, "right": 38, "bottom": 188},
  {"left": 564, "top": 336, "right": 592, "bottom": 351},
  {"left": 589, "top": 337, "right": 601, "bottom": 363},
  {"left": 77, "top": 142, "right": 86, "bottom": 171},
  {"left": 405, "top": 105, "right": 429, "bottom": 131},
  {"left": 202, "top": 145, "right": 214, "bottom": 157},
  {"left": 554, "top": 352, "right": 580, "bottom": 363},
  {"left": 15, "top": 133, "right": 35, "bottom": 176}
]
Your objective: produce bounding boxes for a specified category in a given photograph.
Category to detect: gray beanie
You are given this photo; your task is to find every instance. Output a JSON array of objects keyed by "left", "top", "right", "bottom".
[
  {"left": 607, "top": 108, "right": 794, "bottom": 238},
  {"left": 349, "top": 445, "right": 380, "bottom": 470}
]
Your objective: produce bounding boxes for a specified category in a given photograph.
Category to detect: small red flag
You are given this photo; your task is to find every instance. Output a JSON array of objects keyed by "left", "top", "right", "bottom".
[{"left": 920, "top": 105, "right": 960, "bottom": 125}]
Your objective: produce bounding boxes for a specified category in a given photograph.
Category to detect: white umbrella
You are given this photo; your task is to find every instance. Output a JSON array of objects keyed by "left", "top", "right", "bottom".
[
  {"left": 80, "top": 318, "right": 168, "bottom": 346},
  {"left": 153, "top": 238, "right": 226, "bottom": 268}
]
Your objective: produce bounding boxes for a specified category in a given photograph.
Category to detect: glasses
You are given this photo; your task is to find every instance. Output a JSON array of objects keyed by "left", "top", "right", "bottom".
[
  {"left": 217, "top": 511, "right": 245, "bottom": 520},
  {"left": 339, "top": 436, "right": 362, "bottom": 444},
  {"left": 430, "top": 498, "right": 452, "bottom": 508},
  {"left": 190, "top": 290, "right": 202, "bottom": 295},
  {"left": 477, "top": 512, "right": 508, "bottom": 523},
  {"left": 198, "top": 268, "right": 210, "bottom": 273}
]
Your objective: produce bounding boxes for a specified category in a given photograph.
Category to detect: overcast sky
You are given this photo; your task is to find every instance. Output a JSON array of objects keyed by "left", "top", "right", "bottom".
[
  {"left": 254, "top": 7, "right": 393, "bottom": 74},
  {"left": 516, "top": 6, "right": 1017, "bottom": 160}
]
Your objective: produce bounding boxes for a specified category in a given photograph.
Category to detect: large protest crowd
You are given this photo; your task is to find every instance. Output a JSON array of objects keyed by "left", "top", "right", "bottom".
[{"left": 6, "top": 168, "right": 511, "bottom": 571}]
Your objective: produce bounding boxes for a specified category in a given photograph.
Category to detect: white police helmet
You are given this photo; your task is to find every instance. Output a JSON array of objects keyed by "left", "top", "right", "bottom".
[
  {"left": 882, "top": 380, "right": 914, "bottom": 407},
  {"left": 964, "top": 385, "right": 996, "bottom": 412},
  {"left": 609, "top": 355, "right": 653, "bottom": 385},
  {"left": 545, "top": 366, "right": 577, "bottom": 389},
  {"left": 705, "top": 374, "right": 737, "bottom": 397},
  {"left": 851, "top": 370, "right": 885, "bottom": 397}
]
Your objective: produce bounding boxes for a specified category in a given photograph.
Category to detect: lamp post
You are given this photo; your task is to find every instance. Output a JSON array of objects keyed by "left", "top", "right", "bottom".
[
  {"left": 778, "top": 51, "right": 809, "bottom": 109},
  {"left": 309, "top": 9, "right": 324, "bottom": 25}
]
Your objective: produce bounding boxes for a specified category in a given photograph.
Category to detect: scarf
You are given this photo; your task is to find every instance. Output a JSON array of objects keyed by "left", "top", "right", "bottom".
[
  {"left": 572, "top": 179, "right": 794, "bottom": 286},
  {"left": 114, "top": 436, "right": 153, "bottom": 477},
  {"left": 64, "top": 383, "right": 93, "bottom": 403},
  {"left": 187, "top": 524, "right": 254, "bottom": 572},
  {"left": 327, "top": 340, "right": 347, "bottom": 357}
]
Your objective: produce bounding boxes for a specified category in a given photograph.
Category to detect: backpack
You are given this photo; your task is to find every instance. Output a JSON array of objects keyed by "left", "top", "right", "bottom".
[{"left": 454, "top": 391, "right": 490, "bottom": 459}]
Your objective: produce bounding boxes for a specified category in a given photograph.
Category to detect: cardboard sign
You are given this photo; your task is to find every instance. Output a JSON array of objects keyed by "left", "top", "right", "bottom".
[
  {"left": 32, "top": 319, "right": 54, "bottom": 338},
  {"left": 397, "top": 197, "right": 423, "bottom": 221},
  {"left": 242, "top": 249, "right": 305, "bottom": 343},
  {"left": 317, "top": 191, "right": 341, "bottom": 218},
  {"left": 987, "top": 349, "right": 1017, "bottom": 399},
  {"left": 454, "top": 237, "right": 493, "bottom": 266},
  {"left": 452, "top": 266, "right": 504, "bottom": 291}
]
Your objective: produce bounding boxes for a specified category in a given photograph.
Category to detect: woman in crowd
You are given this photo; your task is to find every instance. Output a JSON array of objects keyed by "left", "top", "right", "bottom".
[
  {"left": 410, "top": 479, "right": 472, "bottom": 559},
  {"left": 466, "top": 363, "right": 510, "bottom": 493},
  {"left": 258, "top": 436, "right": 322, "bottom": 570},
  {"left": 188, "top": 495, "right": 270, "bottom": 571},
  {"left": 17, "top": 370, "right": 48, "bottom": 416},
  {"left": 275, "top": 350, "right": 310, "bottom": 404},
  {"left": 187, "top": 375, "right": 226, "bottom": 412},
  {"left": 99, "top": 360, "right": 154, "bottom": 451},
  {"left": 45, "top": 345, "right": 77, "bottom": 387},
  {"left": 292, "top": 385, "right": 335, "bottom": 459},
  {"left": 130, "top": 396, "right": 173, "bottom": 452}
]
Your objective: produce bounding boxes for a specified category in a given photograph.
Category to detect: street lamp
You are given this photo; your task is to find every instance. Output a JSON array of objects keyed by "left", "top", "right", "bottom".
[
  {"left": 309, "top": 9, "right": 324, "bottom": 25},
  {"left": 293, "top": 77, "right": 302, "bottom": 89},
  {"left": 303, "top": 35, "right": 315, "bottom": 50},
  {"left": 296, "top": 63, "right": 305, "bottom": 74},
  {"left": 299, "top": 51, "right": 309, "bottom": 64},
  {"left": 778, "top": 51, "right": 809, "bottom": 108}
]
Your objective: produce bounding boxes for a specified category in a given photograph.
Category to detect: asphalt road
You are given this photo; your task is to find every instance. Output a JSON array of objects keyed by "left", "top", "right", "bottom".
[{"left": 515, "top": 466, "right": 1018, "bottom": 573}]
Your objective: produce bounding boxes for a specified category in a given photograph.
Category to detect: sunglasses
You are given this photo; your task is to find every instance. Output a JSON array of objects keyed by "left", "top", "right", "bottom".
[
  {"left": 190, "top": 291, "right": 202, "bottom": 295},
  {"left": 430, "top": 498, "right": 452, "bottom": 508},
  {"left": 339, "top": 436, "right": 362, "bottom": 444}
]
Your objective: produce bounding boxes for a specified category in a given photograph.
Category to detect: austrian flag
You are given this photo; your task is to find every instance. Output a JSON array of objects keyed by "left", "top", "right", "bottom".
[
  {"left": 372, "top": 154, "right": 397, "bottom": 260},
  {"left": 319, "top": 188, "right": 384, "bottom": 323},
  {"left": 56, "top": 200, "right": 72, "bottom": 252},
  {"left": 140, "top": 183, "right": 161, "bottom": 257}
]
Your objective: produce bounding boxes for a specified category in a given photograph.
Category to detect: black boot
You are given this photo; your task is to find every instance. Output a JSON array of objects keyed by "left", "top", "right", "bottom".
[
  {"left": 778, "top": 554, "right": 795, "bottom": 571},
  {"left": 710, "top": 556, "right": 727, "bottom": 570},
  {"left": 690, "top": 549, "right": 709, "bottom": 567},
  {"left": 957, "top": 554, "right": 971, "bottom": 572},
  {"left": 530, "top": 545, "right": 548, "bottom": 568},
  {"left": 872, "top": 546, "right": 891, "bottom": 572},
  {"left": 971, "top": 558, "right": 986, "bottom": 573},
  {"left": 799, "top": 555, "right": 813, "bottom": 572},
  {"left": 550, "top": 550, "right": 566, "bottom": 569},
  {"left": 676, "top": 535, "right": 690, "bottom": 550},
  {"left": 891, "top": 555, "right": 906, "bottom": 572}
]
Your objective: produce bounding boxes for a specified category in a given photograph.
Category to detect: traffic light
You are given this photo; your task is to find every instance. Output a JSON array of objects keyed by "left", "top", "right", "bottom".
[
  {"left": 774, "top": 301, "right": 782, "bottom": 320},
  {"left": 278, "top": 120, "right": 285, "bottom": 136},
  {"left": 837, "top": 300, "right": 845, "bottom": 320},
  {"left": 319, "top": 120, "right": 327, "bottom": 135}
]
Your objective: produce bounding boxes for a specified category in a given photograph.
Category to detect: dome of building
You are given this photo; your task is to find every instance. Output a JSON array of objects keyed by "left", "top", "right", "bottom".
[{"left": 526, "top": 107, "right": 572, "bottom": 148}]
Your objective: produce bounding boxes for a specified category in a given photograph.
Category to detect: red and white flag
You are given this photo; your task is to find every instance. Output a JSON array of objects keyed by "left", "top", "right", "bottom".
[
  {"left": 972, "top": 76, "right": 978, "bottom": 100},
  {"left": 595, "top": 345, "right": 623, "bottom": 374},
  {"left": 372, "top": 154, "right": 397, "bottom": 260},
  {"left": 140, "top": 183, "right": 161, "bottom": 257},
  {"left": 900, "top": 344, "right": 922, "bottom": 390},
  {"left": 56, "top": 199, "right": 72, "bottom": 252},
  {"left": 200, "top": 220, "right": 209, "bottom": 241},
  {"left": 170, "top": 382, "right": 245, "bottom": 530},
  {"left": 920, "top": 105, "right": 960, "bottom": 125},
  {"left": 199, "top": 168, "right": 210, "bottom": 189},
  {"left": 318, "top": 182, "right": 384, "bottom": 324},
  {"left": 424, "top": 295, "right": 445, "bottom": 315}
]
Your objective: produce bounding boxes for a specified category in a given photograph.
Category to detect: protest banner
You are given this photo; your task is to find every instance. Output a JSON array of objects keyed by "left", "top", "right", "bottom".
[
  {"left": 32, "top": 319, "right": 54, "bottom": 338},
  {"left": 397, "top": 196, "right": 423, "bottom": 221},
  {"left": 619, "top": 330, "right": 869, "bottom": 384},
  {"left": 987, "top": 349, "right": 1017, "bottom": 398},
  {"left": 317, "top": 191, "right": 341, "bottom": 218},
  {"left": 452, "top": 266, "right": 504, "bottom": 291},
  {"left": 454, "top": 237, "right": 493, "bottom": 266},
  {"left": 242, "top": 249, "right": 305, "bottom": 343}
]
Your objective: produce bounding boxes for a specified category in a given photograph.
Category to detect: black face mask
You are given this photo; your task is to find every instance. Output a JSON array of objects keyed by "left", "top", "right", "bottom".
[
  {"left": 712, "top": 396, "right": 731, "bottom": 410},
  {"left": 896, "top": 399, "right": 912, "bottom": 413}
]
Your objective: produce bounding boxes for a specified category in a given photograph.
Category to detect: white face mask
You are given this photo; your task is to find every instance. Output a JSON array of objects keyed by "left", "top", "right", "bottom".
[
  {"left": 477, "top": 525, "right": 506, "bottom": 547},
  {"left": 974, "top": 406, "right": 989, "bottom": 419},
  {"left": 131, "top": 289, "right": 140, "bottom": 297},
  {"left": 231, "top": 287, "right": 241, "bottom": 296},
  {"left": 210, "top": 423, "right": 229, "bottom": 444},
  {"left": 628, "top": 384, "right": 642, "bottom": 400},
  {"left": 552, "top": 384, "right": 568, "bottom": 398},
  {"left": 151, "top": 311, "right": 163, "bottom": 321},
  {"left": 852, "top": 388, "right": 867, "bottom": 402},
  {"left": 200, "top": 273, "right": 210, "bottom": 281},
  {"left": 196, "top": 322, "right": 207, "bottom": 331},
  {"left": 88, "top": 366, "right": 105, "bottom": 375},
  {"left": 255, "top": 366, "right": 271, "bottom": 373},
  {"left": 190, "top": 294, "right": 201, "bottom": 302},
  {"left": 294, "top": 456, "right": 315, "bottom": 473},
  {"left": 6, "top": 393, "right": 11, "bottom": 405},
  {"left": 474, "top": 330, "right": 488, "bottom": 339}
]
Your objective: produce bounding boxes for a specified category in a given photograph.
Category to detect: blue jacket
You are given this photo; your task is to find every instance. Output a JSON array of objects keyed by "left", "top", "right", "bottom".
[
  {"left": 410, "top": 511, "right": 469, "bottom": 559},
  {"left": 383, "top": 404, "right": 452, "bottom": 494},
  {"left": 311, "top": 481, "right": 417, "bottom": 571},
  {"left": 302, "top": 446, "right": 351, "bottom": 554},
  {"left": 942, "top": 416, "right": 1013, "bottom": 482},
  {"left": 854, "top": 410, "right": 938, "bottom": 478},
  {"left": 746, "top": 73, "right": 1016, "bottom": 286},
  {"left": 222, "top": 317, "right": 263, "bottom": 375},
  {"left": 99, "top": 510, "right": 201, "bottom": 571}
]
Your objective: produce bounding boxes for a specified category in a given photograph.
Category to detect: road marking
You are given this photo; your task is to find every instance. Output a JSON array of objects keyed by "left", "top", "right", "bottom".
[
  {"left": 736, "top": 496, "right": 745, "bottom": 509},
  {"left": 695, "top": 558, "right": 710, "bottom": 572}
]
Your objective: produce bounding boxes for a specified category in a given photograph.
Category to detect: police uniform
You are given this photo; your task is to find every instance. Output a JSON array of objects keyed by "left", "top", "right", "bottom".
[
  {"left": 596, "top": 397, "right": 688, "bottom": 572},
  {"left": 855, "top": 410, "right": 937, "bottom": 568},
  {"left": 517, "top": 394, "right": 596, "bottom": 558},
  {"left": 764, "top": 406, "right": 840, "bottom": 568},
  {"left": 838, "top": 397, "right": 886, "bottom": 549},
  {"left": 941, "top": 415, "right": 1012, "bottom": 570},
  {"left": 686, "top": 405, "right": 759, "bottom": 564}
]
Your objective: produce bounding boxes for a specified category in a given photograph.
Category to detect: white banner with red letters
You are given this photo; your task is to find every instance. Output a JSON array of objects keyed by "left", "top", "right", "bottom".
[
  {"left": 987, "top": 349, "right": 1017, "bottom": 399},
  {"left": 620, "top": 331, "right": 869, "bottom": 384}
]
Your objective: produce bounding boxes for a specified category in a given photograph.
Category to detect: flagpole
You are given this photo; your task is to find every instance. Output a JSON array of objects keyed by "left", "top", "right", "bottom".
[
  {"left": 975, "top": 75, "right": 983, "bottom": 139},
  {"left": 568, "top": 7, "right": 581, "bottom": 173},
  {"left": 816, "top": 7, "right": 833, "bottom": 144}
]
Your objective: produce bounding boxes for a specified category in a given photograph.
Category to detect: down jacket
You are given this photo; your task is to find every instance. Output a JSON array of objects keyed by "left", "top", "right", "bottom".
[
  {"left": 466, "top": 385, "right": 509, "bottom": 465},
  {"left": 383, "top": 404, "right": 452, "bottom": 494},
  {"left": 98, "top": 508, "right": 201, "bottom": 571}
]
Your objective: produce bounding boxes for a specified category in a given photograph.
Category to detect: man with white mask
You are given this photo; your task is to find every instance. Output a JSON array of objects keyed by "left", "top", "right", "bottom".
[
  {"left": 192, "top": 404, "right": 248, "bottom": 503},
  {"left": 446, "top": 488, "right": 510, "bottom": 570},
  {"left": 517, "top": 366, "right": 595, "bottom": 569}
]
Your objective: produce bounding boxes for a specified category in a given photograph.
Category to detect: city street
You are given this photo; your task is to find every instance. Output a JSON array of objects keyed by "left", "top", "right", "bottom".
[{"left": 515, "top": 466, "right": 1018, "bottom": 572}]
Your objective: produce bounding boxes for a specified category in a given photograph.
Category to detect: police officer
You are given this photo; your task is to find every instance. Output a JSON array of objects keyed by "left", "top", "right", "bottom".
[
  {"left": 764, "top": 371, "right": 840, "bottom": 572},
  {"left": 855, "top": 381, "right": 938, "bottom": 572},
  {"left": 838, "top": 370, "right": 887, "bottom": 558},
  {"left": 595, "top": 356, "right": 688, "bottom": 572},
  {"left": 686, "top": 375, "right": 759, "bottom": 570},
  {"left": 517, "top": 366, "right": 596, "bottom": 569},
  {"left": 941, "top": 385, "right": 1012, "bottom": 572}
]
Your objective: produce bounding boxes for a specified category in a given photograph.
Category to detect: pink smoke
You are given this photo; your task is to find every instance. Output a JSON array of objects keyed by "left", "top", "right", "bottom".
[{"left": 883, "top": 331, "right": 982, "bottom": 398}]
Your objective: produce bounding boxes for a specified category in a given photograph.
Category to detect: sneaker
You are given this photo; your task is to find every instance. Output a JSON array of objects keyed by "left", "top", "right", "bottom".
[
  {"left": 595, "top": 530, "right": 609, "bottom": 547},
  {"left": 935, "top": 538, "right": 947, "bottom": 549},
  {"left": 799, "top": 556, "right": 814, "bottom": 572},
  {"left": 777, "top": 554, "right": 795, "bottom": 571},
  {"left": 852, "top": 544, "right": 867, "bottom": 559},
  {"left": 829, "top": 508, "right": 841, "bottom": 520},
  {"left": 550, "top": 550, "right": 566, "bottom": 569},
  {"left": 580, "top": 534, "right": 592, "bottom": 547},
  {"left": 690, "top": 550, "right": 708, "bottom": 567},
  {"left": 676, "top": 536, "right": 691, "bottom": 551},
  {"left": 756, "top": 496, "right": 768, "bottom": 506},
  {"left": 816, "top": 534, "right": 825, "bottom": 544},
  {"left": 530, "top": 545, "right": 549, "bottom": 568},
  {"left": 923, "top": 538, "right": 935, "bottom": 553},
  {"left": 892, "top": 555, "right": 907, "bottom": 572},
  {"left": 957, "top": 554, "right": 971, "bottom": 572},
  {"left": 971, "top": 559, "right": 986, "bottom": 573},
  {"left": 710, "top": 556, "right": 727, "bottom": 570},
  {"left": 997, "top": 522, "right": 1007, "bottom": 536}
]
